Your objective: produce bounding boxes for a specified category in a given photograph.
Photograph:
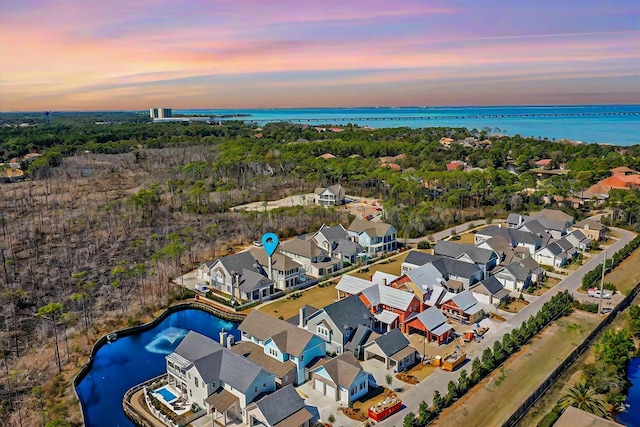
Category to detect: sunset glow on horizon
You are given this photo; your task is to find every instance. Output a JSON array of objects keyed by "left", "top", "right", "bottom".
[{"left": 1, "top": 0, "right": 639, "bottom": 111}]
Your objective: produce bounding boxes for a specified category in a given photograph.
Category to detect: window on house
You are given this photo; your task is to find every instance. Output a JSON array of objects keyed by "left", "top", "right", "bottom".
[
  {"left": 189, "top": 389, "right": 192, "bottom": 397},
  {"left": 300, "top": 355, "right": 303, "bottom": 361},
  {"left": 255, "top": 387, "right": 258, "bottom": 392},
  {"left": 195, "top": 377, "right": 199, "bottom": 387}
]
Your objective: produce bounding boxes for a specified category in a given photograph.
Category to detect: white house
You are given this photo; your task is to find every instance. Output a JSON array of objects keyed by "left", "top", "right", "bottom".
[
  {"left": 314, "top": 184, "right": 346, "bottom": 206},
  {"left": 348, "top": 218, "right": 397, "bottom": 257},
  {"left": 310, "top": 352, "right": 372, "bottom": 404}
]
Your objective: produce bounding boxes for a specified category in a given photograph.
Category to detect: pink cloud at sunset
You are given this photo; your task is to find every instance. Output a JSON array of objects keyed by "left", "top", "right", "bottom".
[{"left": 1, "top": 0, "right": 638, "bottom": 110}]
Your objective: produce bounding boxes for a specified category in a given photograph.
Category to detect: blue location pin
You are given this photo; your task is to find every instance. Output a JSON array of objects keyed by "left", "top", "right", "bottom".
[{"left": 261, "top": 232, "right": 279, "bottom": 257}]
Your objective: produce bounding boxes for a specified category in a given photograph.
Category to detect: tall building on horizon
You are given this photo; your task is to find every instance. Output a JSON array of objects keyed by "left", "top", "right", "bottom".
[{"left": 149, "top": 108, "right": 172, "bottom": 119}]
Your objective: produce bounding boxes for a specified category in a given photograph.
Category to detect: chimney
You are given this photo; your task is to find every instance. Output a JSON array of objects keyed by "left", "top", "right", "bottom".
[
  {"left": 219, "top": 329, "right": 228, "bottom": 346},
  {"left": 299, "top": 306, "right": 306, "bottom": 328},
  {"left": 226, "top": 334, "right": 235, "bottom": 348}
]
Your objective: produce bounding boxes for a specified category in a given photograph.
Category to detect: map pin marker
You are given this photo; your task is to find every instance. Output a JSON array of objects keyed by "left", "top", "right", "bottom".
[{"left": 261, "top": 232, "right": 279, "bottom": 257}]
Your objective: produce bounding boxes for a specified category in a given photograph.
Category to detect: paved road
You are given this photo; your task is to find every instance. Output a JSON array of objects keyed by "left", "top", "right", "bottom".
[{"left": 380, "top": 226, "right": 636, "bottom": 427}]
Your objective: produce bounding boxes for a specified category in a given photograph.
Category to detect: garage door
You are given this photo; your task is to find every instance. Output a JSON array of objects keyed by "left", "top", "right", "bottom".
[
  {"left": 314, "top": 379, "right": 324, "bottom": 393},
  {"left": 340, "top": 388, "right": 349, "bottom": 402},
  {"left": 325, "top": 384, "right": 335, "bottom": 398}
]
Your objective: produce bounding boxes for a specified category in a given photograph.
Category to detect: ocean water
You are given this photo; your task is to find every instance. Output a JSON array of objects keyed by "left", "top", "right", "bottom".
[{"left": 177, "top": 105, "right": 640, "bottom": 146}]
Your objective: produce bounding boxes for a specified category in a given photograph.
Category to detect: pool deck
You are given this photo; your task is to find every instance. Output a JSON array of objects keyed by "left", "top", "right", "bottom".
[{"left": 129, "top": 388, "right": 169, "bottom": 427}]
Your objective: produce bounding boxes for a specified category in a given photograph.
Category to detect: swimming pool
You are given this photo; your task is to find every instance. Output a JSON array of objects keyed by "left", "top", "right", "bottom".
[{"left": 155, "top": 386, "right": 177, "bottom": 402}]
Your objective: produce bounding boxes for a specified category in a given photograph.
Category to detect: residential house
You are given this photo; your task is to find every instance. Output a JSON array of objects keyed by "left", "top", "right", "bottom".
[
  {"left": 301, "top": 296, "right": 377, "bottom": 355},
  {"left": 336, "top": 276, "right": 421, "bottom": 333},
  {"left": 202, "top": 252, "right": 277, "bottom": 301},
  {"left": 529, "top": 209, "right": 574, "bottom": 238},
  {"left": 565, "top": 230, "right": 592, "bottom": 251},
  {"left": 165, "top": 331, "right": 276, "bottom": 426},
  {"left": 572, "top": 218, "right": 605, "bottom": 241},
  {"left": 432, "top": 257, "right": 483, "bottom": 289},
  {"left": 314, "top": 184, "right": 346, "bottom": 206},
  {"left": 245, "top": 384, "right": 314, "bottom": 427},
  {"left": 434, "top": 241, "right": 498, "bottom": 279},
  {"left": 344, "top": 324, "right": 380, "bottom": 360},
  {"left": 401, "top": 251, "right": 439, "bottom": 274},
  {"left": 405, "top": 306, "right": 454, "bottom": 346},
  {"left": 363, "top": 329, "right": 418, "bottom": 371},
  {"left": 278, "top": 238, "right": 342, "bottom": 278},
  {"left": 494, "top": 261, "right": 532, "bottom": 292},
  {"left": 477, "top": 235, "right": 519, "bottom": 266},
  {"left": 359, "top": 283, "right": 422, "bottom": 333},
  {"left": 404, "top": 262, "right": 447, "bottom": 297},
  {"left": 310, "top": 352, "right": 372, "bottom": 404},
  {"left": 309, "top": 224, "right": 365, "bottom": 264},
  {"left": 535, "top": 241, "right": 568, "bottom": 267},
  {"left": 519, "top": 256, "right": 545, "bottom": 284},
  {"left": 470, "top": 276, "right": 511, "bottom": 306},
  {"left": 348, "top": 218, "right": 397, "bottom": 257},
  {"left": 474, "top": 225, "right": 544, "bottom": 256},
  {"left": 556, "top": 237, "right": 579, "bottom": 259},
  {"left": 439, "top": 290, "right": 484, "bottom": 324},
  {"left": 238, "top": 310, "right": 326, "bottom": 385},
  {"left": 249, "top": 248, "right": 307, "bottom": 291}
]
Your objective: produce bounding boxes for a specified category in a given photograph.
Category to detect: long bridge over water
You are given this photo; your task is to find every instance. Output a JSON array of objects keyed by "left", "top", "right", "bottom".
[{"left": 240, "top": 111, "right": 640, "bottom": 123}]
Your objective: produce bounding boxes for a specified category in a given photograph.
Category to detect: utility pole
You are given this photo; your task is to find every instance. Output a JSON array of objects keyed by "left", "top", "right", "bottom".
[{"left": 598, "top": 250, "right": 606, "bottom": 315}]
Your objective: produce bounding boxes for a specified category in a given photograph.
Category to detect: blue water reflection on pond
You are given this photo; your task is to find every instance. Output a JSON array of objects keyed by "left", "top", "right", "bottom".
[{"left": 75, "top": 308, "right": 239, "bottom": 427}]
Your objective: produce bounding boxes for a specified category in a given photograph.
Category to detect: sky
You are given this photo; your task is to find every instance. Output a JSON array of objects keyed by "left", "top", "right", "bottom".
[{"left": 1, "top": 0, "right": 639, "bottom": 110}]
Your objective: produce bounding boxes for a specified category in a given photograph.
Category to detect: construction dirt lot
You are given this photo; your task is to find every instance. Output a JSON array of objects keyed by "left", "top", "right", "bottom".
[{"left": 231, "top": 193, "right": 385, "bottom": 220}]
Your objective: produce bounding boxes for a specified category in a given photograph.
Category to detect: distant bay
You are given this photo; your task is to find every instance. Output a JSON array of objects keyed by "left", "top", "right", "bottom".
[{"left": 176, "top": 105, "right": 640, "bottom": 146}]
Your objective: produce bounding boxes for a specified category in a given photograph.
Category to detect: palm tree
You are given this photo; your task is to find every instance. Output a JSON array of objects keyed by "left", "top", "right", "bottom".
[{"left": 559, "top": 383, "right": 608, "bottom": 416}]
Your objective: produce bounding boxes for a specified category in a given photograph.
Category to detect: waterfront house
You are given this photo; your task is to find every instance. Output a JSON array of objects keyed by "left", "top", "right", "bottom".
[
  {"left": 314, "top": 184, "right": 345, "bottom": 206},
  {"left": 165, "top": 331, "right": 276, "bottom": 426},
  {"left": 237, "top": 310, "right": 326, "bottom": 385},
  {"left": 245, "top": 384, "right": 314, "bottom": 427},
  {"left": 310, "top": 352, "right": 372, "bottom": 404},
  {"left": 202, "top": 252, "right": 277, "bottom": 301},
  {"left": 348, "top": 218, "right": 397, "bottom": 257},
  {"left": 363, "top": 328, "right": 418, "bottom": 371},
  {"left": 300, "top": 295, "right": 377, "bottom": 355}
]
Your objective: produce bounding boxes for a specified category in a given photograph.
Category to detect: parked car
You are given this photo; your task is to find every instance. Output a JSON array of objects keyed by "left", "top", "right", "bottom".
[
  {"left": 601, "top": 307, "right": 613, "bottom": 315},
  {"left": 588, "top": 288, "right": 612, "bottom": 299}
]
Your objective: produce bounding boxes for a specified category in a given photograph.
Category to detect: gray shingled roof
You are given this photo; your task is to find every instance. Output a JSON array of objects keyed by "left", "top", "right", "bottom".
[
  {"left": 520, "top": 219, "right": 548, "bottom": 237},
  {"left": 434, "top": 241, "right": 467, "bottom": 258},
  {"left": 280, "top": 238, "right": 326, "bottom": 259},
  {"left": 403, "top": 251, "right": 439, "bottom": 267},
  {"left": 239, "top": 310, "right": 318, "bottom": 357},
  {"left": 345, "top": 324, "right": 376, "bottom": 352},
  {"left": 172, "top": 331, "right": 268, "bottom": 394},
  {"left": 316, "top": 224, "right": 349, "bottom": 245},
  {"left": 373, "top": 329, "right": 410, "bottom": 357},
  {"left": 254, "top": 384, "right": 306, "bottom": 426},
  {"left": 218, "top": 251, "right": 261, "bottom": 276},
  {"left": 504, "top": 261, "right": 531, "bottom": 281},
  {"left": 335, "top": 239, "right": 364, "bottom": 257},
  {"left": 318, "top": 352, "right": 363, "bottom": 388},
  {"left": 321, "top": 295, "right": 376, "bottom": 336},
  {"left": 433, "top": 257, "right": 481, "bottom": 279},
  {"left": 543, "top": 241, "right": 565, "bottom": 256},
  {"left": 238, "top": 268, "right": 274, "bottom": 292},
  {"left": 476, "top": 276, "right": 506, "bottom": 295}
]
